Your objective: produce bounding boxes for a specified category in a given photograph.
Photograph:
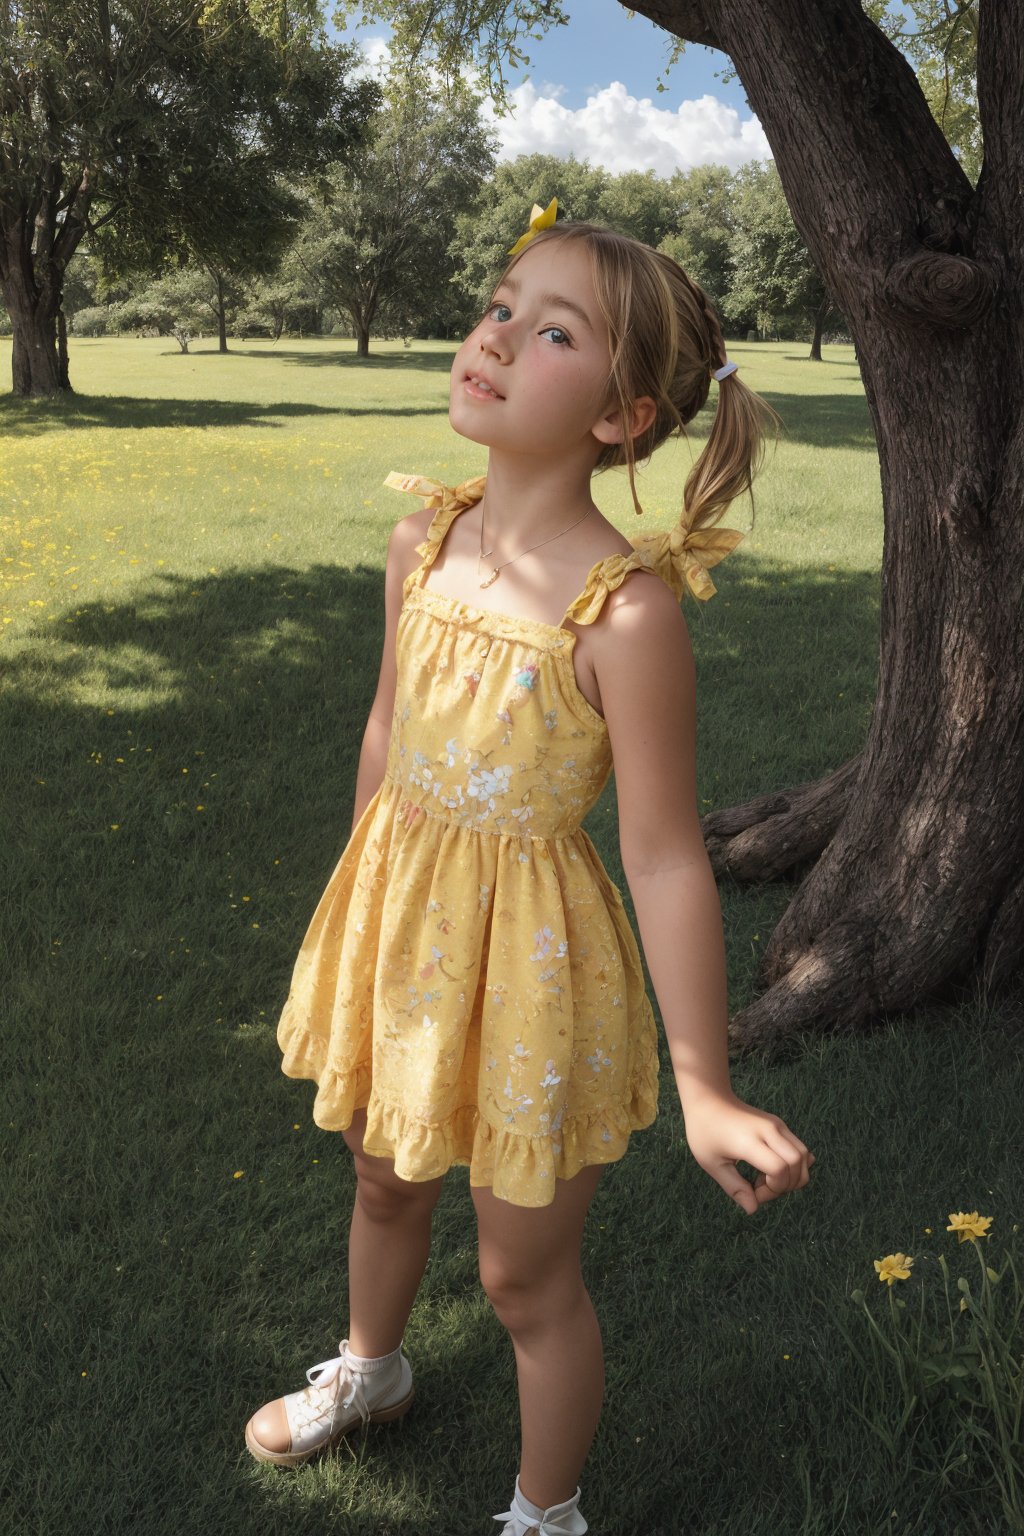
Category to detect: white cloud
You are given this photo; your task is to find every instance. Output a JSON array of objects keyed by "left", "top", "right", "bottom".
[
  {"left": 351, "top": 34, "right": 392, "bottom": 79},
  {"left": 352, "top": 37, "right": 771, "bottom": 175},
  {"left": 482, "top": 79, "right": 771, "bottom": 175}
]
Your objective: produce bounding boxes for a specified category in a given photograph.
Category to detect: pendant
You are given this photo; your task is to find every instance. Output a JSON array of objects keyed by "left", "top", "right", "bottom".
[{"left": 479, "top": 568, "right": 501, "bottom": 588}]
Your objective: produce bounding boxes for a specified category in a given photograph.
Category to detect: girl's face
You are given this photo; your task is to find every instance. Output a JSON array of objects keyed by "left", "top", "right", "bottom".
[{"left": 449, "top": 239, "right": 624, "bottom": 462}]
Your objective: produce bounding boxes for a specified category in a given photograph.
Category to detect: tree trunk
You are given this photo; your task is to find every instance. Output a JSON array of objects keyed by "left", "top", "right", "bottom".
[
  {"left": 628, "top": 0, "right": 1024, "bottom": 1050},
  {"left": 217, "top": 274, "right": 228, "bottom": 353},
  {"left": 808, "top": 294, "right": 830, "bottom": 360},
  {"left": 354, "top": 317, "right": 370, "bottom": 357},
  {"left": 2, "top": 245, "right": 70, "bottom": 396}
]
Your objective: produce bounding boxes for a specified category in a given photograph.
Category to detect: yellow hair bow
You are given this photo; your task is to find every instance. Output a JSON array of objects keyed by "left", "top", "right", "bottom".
[
  {"left": 631, "top": 516, "right": 746, "bottom": 602},
  {"left": 507, "top": 197, "right": 558, "bottom": 255}
]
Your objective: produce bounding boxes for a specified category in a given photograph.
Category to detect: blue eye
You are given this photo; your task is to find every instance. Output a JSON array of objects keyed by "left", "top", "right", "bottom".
[{"left": 482, "top": 303, "right": 572, "bottom": 346}]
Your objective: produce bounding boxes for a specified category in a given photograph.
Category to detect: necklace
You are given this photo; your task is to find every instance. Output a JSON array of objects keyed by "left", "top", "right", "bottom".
[{"left": 477, "top": 502, "right": 597, "bottom": 588}]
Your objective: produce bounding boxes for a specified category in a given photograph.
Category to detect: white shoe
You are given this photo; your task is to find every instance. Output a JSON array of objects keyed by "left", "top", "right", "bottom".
[
  {"left": 245, "top": 1338, "right": 414, "bottom": 1467},
  {"left": 492, "top": 1475, "right": 589, "bottom": 1534}
]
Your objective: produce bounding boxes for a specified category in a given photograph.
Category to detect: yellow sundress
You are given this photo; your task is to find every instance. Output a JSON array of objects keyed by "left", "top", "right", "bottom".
[{"left": 276, "top": 474, "right": 741, "bottom": 1207}]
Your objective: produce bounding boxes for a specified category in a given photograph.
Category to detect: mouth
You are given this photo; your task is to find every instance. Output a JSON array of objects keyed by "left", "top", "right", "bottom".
[{"left": 462, "top": 371, "right": 505, "bottom": 401}]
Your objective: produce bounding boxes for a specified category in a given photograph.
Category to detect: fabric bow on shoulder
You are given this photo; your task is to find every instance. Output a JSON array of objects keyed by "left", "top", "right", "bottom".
[
  {"left": 630, "top": 514, "right": 746, "bottom": 602},
  {"left": 383, "top": 472, "right": 487, "bottom": 559}
]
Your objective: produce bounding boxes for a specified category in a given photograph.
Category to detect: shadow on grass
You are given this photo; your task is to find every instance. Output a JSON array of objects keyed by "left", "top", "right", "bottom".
[
  {"left": 0, "top": 394, "right": 449, "bottom": 435},
  {"left": 219, "top": 346, "right": 458, "bottom": 373},
  {"left": 0, "top": 384, "right": 875, "bottom": 451},
  {"left": 9, "top": 553, "right": 1017, "bottom": 1534}
]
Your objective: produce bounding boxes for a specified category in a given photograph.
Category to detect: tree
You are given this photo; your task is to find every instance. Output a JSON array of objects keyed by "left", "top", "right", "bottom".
[
  {"left": 725, "top": 160, "right": 841, "bottom": 356},
  {"left": 452, "top": 153, "right": 610, "bottom": 310},
  {"left": 292, "top": 73, "right": 496, "bottom": 357},
  {"left": 0, "top": 0, "right": 376, "bottom": 395},
  {"left": 339, "top": 0, "right": 1024, "bottom": 1049},
  {"left": 654, "top": 163, "right": 744, "bottom": 331},
  {"left": 109, "top": 266, "right": 241, "bottom": 351}
]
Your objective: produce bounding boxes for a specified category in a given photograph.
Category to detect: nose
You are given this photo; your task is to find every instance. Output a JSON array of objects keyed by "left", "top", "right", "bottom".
[{"left": 476, "top": 316, "right": 512, "bottom": 362}]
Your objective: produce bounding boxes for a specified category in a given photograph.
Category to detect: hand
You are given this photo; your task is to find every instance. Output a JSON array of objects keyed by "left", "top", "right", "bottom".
[{"left": 681, "top": 1090, "right": 815, "bottom": 1215}]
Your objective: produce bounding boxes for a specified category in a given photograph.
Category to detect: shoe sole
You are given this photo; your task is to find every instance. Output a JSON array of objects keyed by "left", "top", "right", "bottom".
[{"left": 244, "top": 1386, "right": 416, "bottom": 1467}]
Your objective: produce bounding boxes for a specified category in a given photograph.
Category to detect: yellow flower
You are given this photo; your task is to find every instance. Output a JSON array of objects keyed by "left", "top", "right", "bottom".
[
  {"left": 233, "top": 1170, "right": 245, "bottom": 1179},
  {"left": 874, "top": 1252, "right": 914, "bottom": 1285},
  {"left": 946, "top": 1211, "right": 993, "bottom": 1243},
  {"left": 507, "top": 197, "right": 558, "bottom": 255}
]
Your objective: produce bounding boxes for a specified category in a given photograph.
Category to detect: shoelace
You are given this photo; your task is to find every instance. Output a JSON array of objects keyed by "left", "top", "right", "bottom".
[
  {"left": 491, "top": 1506, "right": 580, "bottom": 1535},
  {"left": 295, "top": 1351, "right": 370, "bottom": 1430}
]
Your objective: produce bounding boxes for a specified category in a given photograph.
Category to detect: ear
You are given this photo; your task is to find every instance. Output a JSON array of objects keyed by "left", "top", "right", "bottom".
[{"left": 591, "top": 394, "right": 657, "bottom": 447}]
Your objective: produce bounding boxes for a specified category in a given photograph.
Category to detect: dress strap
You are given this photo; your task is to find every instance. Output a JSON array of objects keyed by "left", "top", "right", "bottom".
[
  {"left": 561, "top": 553, "right": 654, "bottom": 627},
  {"left": 385, "top": 471, "right": 747, "bottom": 614},
  {"left": 384, "top": 472, "right": 487, "bottom": 586},
  {"left": 561, "top": 504, "right": 747, "bottom": 624}
]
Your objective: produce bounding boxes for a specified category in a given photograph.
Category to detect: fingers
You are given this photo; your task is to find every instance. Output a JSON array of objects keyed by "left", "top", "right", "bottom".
[{"left": 752, "top": 1130, "right": 814, "bottom": 1200}]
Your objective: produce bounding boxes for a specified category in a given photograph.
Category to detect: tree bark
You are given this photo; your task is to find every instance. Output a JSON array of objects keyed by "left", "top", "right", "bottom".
[
  {"left": 2, "top": 229, "right": 71, "bottom": 395},
  {"left": 627, "top": 0, "right": 1024, "bottom": 1050},
  {"left": 1, "top": 161, "right": 93, "bottom": 395}
]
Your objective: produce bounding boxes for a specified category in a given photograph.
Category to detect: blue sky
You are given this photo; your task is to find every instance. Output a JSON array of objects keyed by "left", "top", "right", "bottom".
[
  {"left": 338, "top": 13, "right": 765, "bottom": 173},
  {"left": 335, "top": 4, "right": 915, "bottom": 175}
]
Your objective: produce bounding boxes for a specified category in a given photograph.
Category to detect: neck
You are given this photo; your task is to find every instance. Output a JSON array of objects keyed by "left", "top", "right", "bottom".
[{"left": 477, "top": 447, "right": 601, "bottom": 555}]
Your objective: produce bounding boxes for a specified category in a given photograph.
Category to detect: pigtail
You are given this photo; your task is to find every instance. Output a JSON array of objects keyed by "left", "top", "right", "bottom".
[{"left": 681, "top": 282, "right": 782, "bottom": 542}]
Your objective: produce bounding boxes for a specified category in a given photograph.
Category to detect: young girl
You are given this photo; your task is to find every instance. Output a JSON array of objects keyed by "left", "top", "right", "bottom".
[{"left": 245, "top": 200, "right": 815, "bottom": 1535}]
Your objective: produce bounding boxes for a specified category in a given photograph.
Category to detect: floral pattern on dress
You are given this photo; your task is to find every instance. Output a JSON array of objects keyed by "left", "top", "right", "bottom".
[{"left": 277, "top": 486, "right": 661, "bottom": 1207}]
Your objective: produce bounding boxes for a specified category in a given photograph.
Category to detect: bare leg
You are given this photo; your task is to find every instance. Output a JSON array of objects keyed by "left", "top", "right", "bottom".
[
  {"left": 248, "top": 1110, "right": 444, "bottom": 1455},
  {"left": 474, "top": 1164, "right": 605, "bottom": 1512},
  {"left": 341, "top": 1108, "right": 445, "bottom": 1357}
]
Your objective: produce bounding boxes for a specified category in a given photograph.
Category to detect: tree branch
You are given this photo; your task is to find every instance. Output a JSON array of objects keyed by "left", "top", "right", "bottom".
[
  {"left": 622, "top": 0, "right": 981, "bottom": 333},
  {"left": 621, "top": 0, "right": 722, "bottom": 49}
]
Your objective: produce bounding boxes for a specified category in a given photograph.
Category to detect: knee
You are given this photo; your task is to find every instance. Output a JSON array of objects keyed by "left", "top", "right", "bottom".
[
  {"left": 354, "top": 1163, "right": 442, "bottom": 1225},
  {"left": 479, "top": 1251, "right": 583, "bottom": 1334}
]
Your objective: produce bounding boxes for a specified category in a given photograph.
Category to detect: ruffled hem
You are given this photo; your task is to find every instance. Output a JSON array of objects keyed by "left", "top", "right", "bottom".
[{"left": 278, "top": 1016, "right": 660, "bottom": 1208}]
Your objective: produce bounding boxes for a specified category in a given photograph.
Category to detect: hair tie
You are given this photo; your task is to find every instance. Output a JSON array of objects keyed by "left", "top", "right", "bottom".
[{"left": 712, "top": 360, "right": 739, "bottom": 381}]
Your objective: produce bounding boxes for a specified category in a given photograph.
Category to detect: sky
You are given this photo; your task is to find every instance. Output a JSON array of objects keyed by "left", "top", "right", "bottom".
[{"left": 335, "top": 4, "right": 772, "bottom": 176}]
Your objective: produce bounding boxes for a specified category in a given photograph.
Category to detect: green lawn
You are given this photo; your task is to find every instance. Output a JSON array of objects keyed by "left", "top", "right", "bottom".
[{"left": 2, "top": 336, "right": 1021, "bottom": 1536}]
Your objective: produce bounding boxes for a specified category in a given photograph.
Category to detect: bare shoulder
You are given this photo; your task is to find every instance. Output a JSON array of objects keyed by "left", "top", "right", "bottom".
[
  {"left": 387, "top": 504, "right": 435, "bottom": 583},
  {"left": 596, "top": 566, "right": 692, "bottom": 659}
]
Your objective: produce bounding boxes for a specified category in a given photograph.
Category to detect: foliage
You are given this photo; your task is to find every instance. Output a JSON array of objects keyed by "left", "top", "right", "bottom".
[
  {"left": 0, "top": 0, "right": 379, "bottom": 386},
  {"left": 291, "top": 71, "right": 496, "bottom": 350},
  {"left": 722, "top": 162, "right": 837, "bottom": 341},
  {"left": 654, "top": 165, "right": 740, "bottom": 318},
  {"left": 106, "top": 268, "right": 226, "bottom": 352},
  {"left": 66, "top": 305, "right": 109, "bottom": 337},
  {"left": 333, "top": 0, "right": 570, "bottom": 109}
]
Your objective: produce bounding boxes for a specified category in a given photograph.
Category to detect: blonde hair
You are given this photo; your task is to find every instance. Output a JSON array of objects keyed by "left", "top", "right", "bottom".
[{"left": 493, "top": 220, "right": 782, "bottom": 536}]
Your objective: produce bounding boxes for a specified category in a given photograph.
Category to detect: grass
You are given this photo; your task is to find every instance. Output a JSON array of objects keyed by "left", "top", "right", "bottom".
[{"left": 2, "top": 335, "right": 1021, "bottom": 1536}]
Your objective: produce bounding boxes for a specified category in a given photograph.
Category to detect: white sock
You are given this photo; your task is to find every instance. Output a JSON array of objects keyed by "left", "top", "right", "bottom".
[
  {"left": 342, "top": 1340, "right": 401, "bottom": 1374},
  {"left": 516, "top": 1485, "right": 547, "bottom": 1521}
]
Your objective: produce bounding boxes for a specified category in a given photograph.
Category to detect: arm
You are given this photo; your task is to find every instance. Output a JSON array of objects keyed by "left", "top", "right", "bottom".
[
  {"left": 349, "top": 506, "right": 434, "bottom": 836},
  {"left": 592, "top": 575, "right": 815, "bottom": 1213}
]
